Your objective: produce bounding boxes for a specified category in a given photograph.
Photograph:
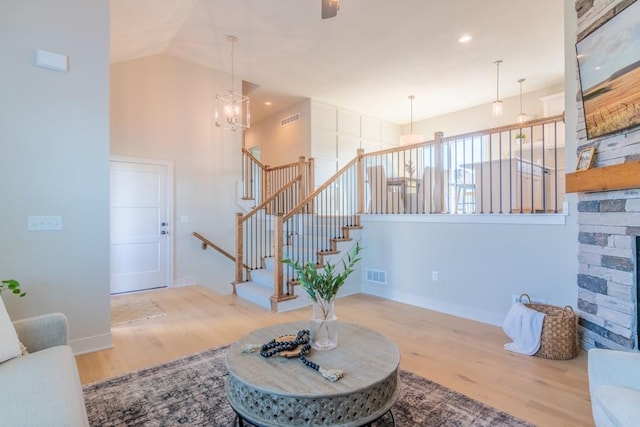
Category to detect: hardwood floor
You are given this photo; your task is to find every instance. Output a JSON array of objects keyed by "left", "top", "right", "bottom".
[{"left": 76, "top": 286, "right": 593, "bottom": 426}]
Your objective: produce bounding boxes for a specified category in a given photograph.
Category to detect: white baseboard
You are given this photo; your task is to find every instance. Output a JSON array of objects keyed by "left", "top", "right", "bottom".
[
  {"left": 70, "top": 332, "right": 113, "bottom": 356},
  {"left": 361, "top": 283, "right": 504, "bottom": 327}
]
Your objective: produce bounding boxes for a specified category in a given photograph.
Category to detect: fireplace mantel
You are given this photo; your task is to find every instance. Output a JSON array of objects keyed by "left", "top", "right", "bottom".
[{"left": 566, "top": 161, "right": 640, "bottom": 193}]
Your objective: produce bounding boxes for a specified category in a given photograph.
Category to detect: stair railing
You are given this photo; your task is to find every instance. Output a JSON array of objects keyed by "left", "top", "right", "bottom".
[
  {"left": 235, "top": 176, "right": 305, "bottom": 290},
  {"left": 241, "top": 149, "right": 314, "bottom": 206},
  {"left": 272, "top": 155, "right": 361, "bottom": 307}
]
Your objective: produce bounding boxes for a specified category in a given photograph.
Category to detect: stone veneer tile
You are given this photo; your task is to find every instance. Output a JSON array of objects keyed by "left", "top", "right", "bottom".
[
  {"left": 578, "top": 231, "right": 608, "bottom": 245},
  {"left": 612, "top": 235, "right": 633, "bottom": 248},
  {"left": 579, "top": 212, "right": 640, "bottom": 227},
  {"left": 597, "top": 306, "right": 633, "bottom": 329},
  {"left": 627, "top": 199, "right": 640, "bottom": 211},
  {"left": 578, "top": 288, "right": 597, "bottom": 304},
  {"left": 600, "top": 199, "right": 627, "bottom": 212},
  {"left": 595, "top": 293, "right": 634, "bottom": 315},
  {"left": 580, "top": 318, "right": 634, "bottom": 349},
  {"left": 626, "top": 226, "right": 640, "bottom": 236},
  {"left": 586, "top": 265, "right": 613, "bottom": 281},
  {"left": 581, "top": 225, "right": 627, "bottom": 235},
  {"left": 577, "top": 200, "right": 599, "bottom": 212},
  {"left": 610, "top": 269, "right": 634, "bottom": 286},
  {"left": 601, "top": 255, "right": 634, "bottom": 272},
  {"left": 578, "top": 251, "right": 601, "bottom": 266},
  {"left": 578, "top": 243, "right": 634, "bottom": 258},
  {"left": 580, "top": 189, "right": 640, "bottom": 201},
  {"left": 607, "top": 282, "right": 634, "bottom": 300},
  {"left": 578, "top": 273, "right": 608, "bottom": 294},
  {"left": 578, "top": 298, "right": 598, "bottom": 314}
]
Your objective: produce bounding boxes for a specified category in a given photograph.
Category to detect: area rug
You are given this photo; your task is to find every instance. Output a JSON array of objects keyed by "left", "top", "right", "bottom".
[
  {"left": 83, "top": 345, "right": 533, "bottom": 426},
  {"left": 110, "top": 299, "right": 166, "bottom": 326}
]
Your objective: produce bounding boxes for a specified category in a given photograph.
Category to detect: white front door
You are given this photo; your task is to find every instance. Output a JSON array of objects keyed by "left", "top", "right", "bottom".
[{"left": 110, "top": 158, "right": 173, "bottom": 294}]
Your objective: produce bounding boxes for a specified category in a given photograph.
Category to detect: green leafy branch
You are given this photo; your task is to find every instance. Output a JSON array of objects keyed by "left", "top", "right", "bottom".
[
  {"left": 0, "top": 279, "right": 26, "bottom": 297},
  {"left": 282, "top": 242, "right": 362, "bottom": 303}
]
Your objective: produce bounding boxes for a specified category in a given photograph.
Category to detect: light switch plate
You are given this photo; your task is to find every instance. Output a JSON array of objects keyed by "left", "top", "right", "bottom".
[{"left": 28, "top": 216, "right": 62, "bottom": 231}]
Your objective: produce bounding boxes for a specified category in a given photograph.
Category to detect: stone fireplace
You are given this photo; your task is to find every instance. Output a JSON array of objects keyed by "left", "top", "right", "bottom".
[{"left": 574, "top": 0, "right": 640, "bottom": 351}]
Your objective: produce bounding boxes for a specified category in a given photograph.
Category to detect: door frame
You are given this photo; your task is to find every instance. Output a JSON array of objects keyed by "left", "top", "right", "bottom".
[{"left": 110, "top": 155, "right": 175, "bottom": 291}]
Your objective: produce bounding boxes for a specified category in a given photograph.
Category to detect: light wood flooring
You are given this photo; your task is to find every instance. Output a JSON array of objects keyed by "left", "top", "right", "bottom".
[{"left": 76, "top": 286, "right": 593, "bottom": 426}]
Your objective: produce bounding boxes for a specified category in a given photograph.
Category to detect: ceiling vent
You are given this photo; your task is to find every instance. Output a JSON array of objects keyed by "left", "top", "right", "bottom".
[{"left": 280, "top": 113, "right": 300, "bottom": 127}]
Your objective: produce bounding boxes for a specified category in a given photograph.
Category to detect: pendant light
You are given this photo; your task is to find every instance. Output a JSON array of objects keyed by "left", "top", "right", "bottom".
[
  {"left": 400, "top": 95, "right": 424, "bottom": 146},
  {"left": 492, "top": 60, "right": 503, "bottom": 117},
  {"left": 516, "top": 78, "right": 527, "bottom": 124},
  {"left": 215, "top": 35, "right": 250, "bottom": 132}
]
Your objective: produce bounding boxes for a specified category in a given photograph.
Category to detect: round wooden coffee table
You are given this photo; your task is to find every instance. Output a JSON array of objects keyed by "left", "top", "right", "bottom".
[{"left": 226, "top": 321, "right": 400, "bottom": 427}]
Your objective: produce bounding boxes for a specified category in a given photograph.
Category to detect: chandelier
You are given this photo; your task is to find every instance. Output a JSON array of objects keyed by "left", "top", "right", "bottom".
[{"left": 215, "top": 35, "right": 250, "bottom": 132}]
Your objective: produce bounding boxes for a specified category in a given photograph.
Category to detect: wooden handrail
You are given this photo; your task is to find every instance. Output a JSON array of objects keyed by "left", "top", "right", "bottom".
[
  {"left": 242, "top": 176, "right": 302, "bottom": 221},
  {"left": 241, "top": 148, "right": 266, "bottom": 171},
  {"left": 192, "top": 231, "right": 251, "bottom": 270},
  {"left": 266, "top": 160, "right": 301, "bottom": 172},
  {"left": 283, "top": 157, "right": 359, "bottom": 222},
  {"left": 441, "top": 113, "right": 565, "bottom": 142}
]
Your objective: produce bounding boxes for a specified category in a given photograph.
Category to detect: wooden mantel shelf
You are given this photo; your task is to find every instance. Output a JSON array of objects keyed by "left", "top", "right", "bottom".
[{"left": 566, "top": 161, "right": 640, "bottom": 193}]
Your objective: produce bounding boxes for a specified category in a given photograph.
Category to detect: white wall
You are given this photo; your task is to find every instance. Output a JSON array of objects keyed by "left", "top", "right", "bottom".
[
  {"left": 361, "top": 218, "right": 577, "bottom": 325},
  {"left": 245, "top": 100, "right": 312, "bottom": 167},
  {"left": 111, "top": 54, "right": 242, "bottom": 295},
  {"left": 0, "top": 0, "right": 111, "bottom": 353},
  {"left": 406, "top": 85, "right": 566, "bottom": 140}
]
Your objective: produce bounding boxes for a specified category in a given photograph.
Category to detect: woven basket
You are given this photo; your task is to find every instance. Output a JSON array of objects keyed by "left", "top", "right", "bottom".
[{"left": 519, "top": 294, "right": 578, "bottom": 360}]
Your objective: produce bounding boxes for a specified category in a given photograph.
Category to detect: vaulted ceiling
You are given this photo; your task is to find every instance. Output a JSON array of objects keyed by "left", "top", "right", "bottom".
[{"left": 110, "top": 0, "right": 565, "bottom": 125}]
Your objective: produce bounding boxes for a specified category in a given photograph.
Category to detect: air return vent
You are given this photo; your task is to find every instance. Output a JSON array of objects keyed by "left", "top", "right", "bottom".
[
  {"left": 366, "top": 269, "right": 387, "bottom": 284},
  {"left": 280, "top": 112, "right": 300, "bottom": 127}
]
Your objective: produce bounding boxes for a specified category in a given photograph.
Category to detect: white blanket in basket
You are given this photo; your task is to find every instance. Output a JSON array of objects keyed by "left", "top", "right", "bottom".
[{"left": 502, "top": 302, "right": 546, "bottom": 355}]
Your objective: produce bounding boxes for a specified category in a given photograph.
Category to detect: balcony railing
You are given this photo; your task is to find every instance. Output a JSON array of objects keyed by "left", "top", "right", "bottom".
[{"left": 361, "top": 114, "right": 565, "bottom": 215}]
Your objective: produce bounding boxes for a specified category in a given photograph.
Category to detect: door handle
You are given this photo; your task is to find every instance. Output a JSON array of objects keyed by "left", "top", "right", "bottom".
[
  {"left": 161, "top": 230, "right": 168, "bottom": 235},
  {"left": 161, "top": 222, "right": 167, "bottom": 226}
]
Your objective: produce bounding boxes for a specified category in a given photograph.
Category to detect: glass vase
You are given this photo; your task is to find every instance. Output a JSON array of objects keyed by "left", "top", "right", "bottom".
[{"left": 310, "top": 297, "right": 338, "bottom": 351}]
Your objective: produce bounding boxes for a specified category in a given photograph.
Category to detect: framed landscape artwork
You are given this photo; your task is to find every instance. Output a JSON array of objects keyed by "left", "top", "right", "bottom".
[{"left": 576, "top": 0, "right": 640, "bottom": 140}]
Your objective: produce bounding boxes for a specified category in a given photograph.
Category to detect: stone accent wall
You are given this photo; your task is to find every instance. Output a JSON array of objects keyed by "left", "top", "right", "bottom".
[
  {"left": 575, "top": 0, "right": 640, "bottom": 351},
  {"left": 577, "top": 190, "right": 640, "bottom": 350}
]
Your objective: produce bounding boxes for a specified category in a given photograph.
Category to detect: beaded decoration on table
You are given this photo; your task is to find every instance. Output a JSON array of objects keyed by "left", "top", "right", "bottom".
[{"left": 242, "top": 329, "right": 344, "bottom": 382}]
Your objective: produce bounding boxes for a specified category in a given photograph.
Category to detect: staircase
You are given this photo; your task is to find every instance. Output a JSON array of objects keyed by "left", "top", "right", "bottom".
[{"left": 236, "top": 214, "right": 362, "bottom": 311}]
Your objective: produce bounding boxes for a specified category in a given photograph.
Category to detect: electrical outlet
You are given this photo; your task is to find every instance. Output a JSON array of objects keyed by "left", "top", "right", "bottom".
[
  {"left": 431, "top": 271, "right": 438, "bottom": 281},
  {"left": 512, "top": 294, "right": 546, "bottom": 304}
]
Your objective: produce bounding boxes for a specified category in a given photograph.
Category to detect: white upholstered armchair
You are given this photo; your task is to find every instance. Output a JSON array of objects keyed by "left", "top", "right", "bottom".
[{"left": 588, "top": 348, "right": 640, "bottom": 426}]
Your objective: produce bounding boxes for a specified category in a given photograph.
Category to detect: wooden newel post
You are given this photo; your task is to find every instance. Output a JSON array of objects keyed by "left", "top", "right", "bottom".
[
  {"left": 307, "top": 157, "right": 315, "bottom": 213},
  {"left": 235, "top": 212, "right": 244, "bottom": 294},
  {"left": 433, "top": 131, "right": 444, "bottom": 213},
  {"left": 357, "top": 148, "right": 365, "bottom": 214},
  {"left": 270, "top": 213, "right": 284, "bottom": 312},
  {"left": 298, "top": 156, "right": 306, "bottom": 203}
]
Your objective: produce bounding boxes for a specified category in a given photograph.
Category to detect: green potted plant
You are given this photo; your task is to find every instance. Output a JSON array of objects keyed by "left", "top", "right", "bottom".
[
  {"left": 282, "top": 243, "right": 362, "bottom": 350},
  {"left": 0, "top": 279, "right": 26, "bottom": 297}
]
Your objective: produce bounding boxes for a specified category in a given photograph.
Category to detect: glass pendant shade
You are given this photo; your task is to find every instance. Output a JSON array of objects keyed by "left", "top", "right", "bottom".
[
  {"left": 492, "top": 60, "right": 503, "bottom": 117},
  {"left": 215, "top": 90, "right": 250, "bottom": 131},
  {"left": 516, "top": 78, "right": 526, "bottom": 124},
  {"left": 400, "top": 95, "right": 423, "bottom": 146},
  {"left": 492, "top": 100, "right": 503, "bottom": 117}
]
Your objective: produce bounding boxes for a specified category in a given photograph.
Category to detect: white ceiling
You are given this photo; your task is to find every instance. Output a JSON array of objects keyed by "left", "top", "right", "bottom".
[{"left": 110, "top": 0, "right": 565, "bottom": 126}]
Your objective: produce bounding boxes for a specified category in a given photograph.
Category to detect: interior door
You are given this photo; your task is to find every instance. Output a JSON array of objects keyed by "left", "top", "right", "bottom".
[{"left": 110, "top": 158, "right": 173, "bottom": 294}]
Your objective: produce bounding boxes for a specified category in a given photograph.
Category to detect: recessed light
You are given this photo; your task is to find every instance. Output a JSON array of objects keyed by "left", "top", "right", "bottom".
[
  {"left": 264, "top": 101, "right": 273, "bottom": 106},
  {"left": 458, "top": 34, "right": 472, "bottom": 43}
]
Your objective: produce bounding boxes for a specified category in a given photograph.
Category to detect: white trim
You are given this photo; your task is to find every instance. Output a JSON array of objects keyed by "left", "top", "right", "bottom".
[
  {"left": 70, "top": 332, "right": 113, "bottom": 355},
  {"left": 109, "top": 155, "right": 175, "bottom": 289},
  {"left": 361, "top": 284, "right": 504, "bottom": 326},
  {"left": 360, "top": 211, "right": 568, "bottom": 226}
]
